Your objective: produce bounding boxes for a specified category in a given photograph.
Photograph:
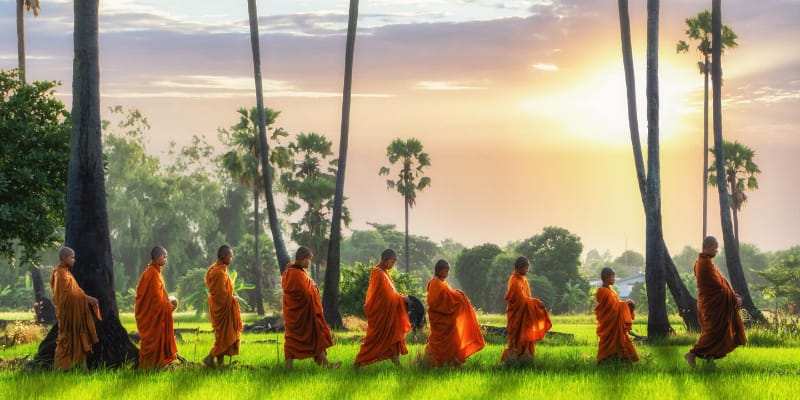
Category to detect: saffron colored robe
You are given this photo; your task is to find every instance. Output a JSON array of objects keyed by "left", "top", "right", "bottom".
[
  {"left": 594, "top": 286, "right": 638, "bottom": 363},
  {"left": 690, "top": 253, "right": 747, "bottom": 359},
  {"left": 353, "top": 265, "right": 411, "bottom": 366},
  {"left": 206, "top": 262, "right": 243, "bottom": 357},
  {"left": 51, "top": 265, "right": 98, "bottom": 370},
  {"left": 501, "top": 272, "right": 552, "bottom": 362},
  {"left": 424, "top": 278, "right": 485, "bottom": 366},
  {"left": 135, "top": 262, "right": 178, "bottom": 369},
  {"left": 282, "top": 263, "right": 334, "bottom": 363}
]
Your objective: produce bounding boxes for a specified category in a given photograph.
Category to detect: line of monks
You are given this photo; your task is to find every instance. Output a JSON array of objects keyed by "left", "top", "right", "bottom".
[{"left": 49, "top": 235, "right": 746, "bottom": 371}]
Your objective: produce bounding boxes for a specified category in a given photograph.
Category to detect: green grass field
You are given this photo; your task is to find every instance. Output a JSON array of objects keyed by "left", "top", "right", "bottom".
[{"left": 1, "top": 312, "right": 798, "bottom": 399}]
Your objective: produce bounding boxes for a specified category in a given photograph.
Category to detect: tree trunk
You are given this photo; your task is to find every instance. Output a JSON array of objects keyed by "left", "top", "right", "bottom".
[
  {"left": 247, "top": 0, "right": 291, "bottom": 273},
  {"left": 324, "top": 0, "right": 359, "bottom": 330},
  {"left": 30, "top": 265, "right": 56, "bottom": 325},
  {"left": 404, "top": 197, "right": 410, "bottom": 273},
  {"left": 661, "top": 241, "right": 700, "bottom": 331},
  {"left": 728, "top": 174, "right": 741, "bottom": 245},
  {"left": 702, "top": 56, "right": 709, "bottom": 239},
  {"left": 16, "top": 0, "right": 26, "bottom": 82},
  {"left": 252, "top": 185, "right": 265, "bottom": 315},
  {"left": 710, "top": 0, "right": 765, "bottom": 324},
  {"left": 33, "top": 0, "right": 139, "bottom": 369}
]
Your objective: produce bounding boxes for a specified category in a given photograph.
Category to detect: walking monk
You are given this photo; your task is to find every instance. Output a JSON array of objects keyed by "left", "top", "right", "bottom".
[
  {"left": 685, "top": 236, "right": 747, "bottom": 367},
  {"left": 594, "top": 267, "right": 638, "bottom": 363},
  {"left": 203, "top": 245, "right": 243, "bottom": 369},
  {"left": 422, "top": 259, "right": 485, "bottom": 367},
  {"left": 134, "top": 246, "right": 178, "bottom": 369},
  {"left": 501, "top": 256, "right": 552, "bottom": 365},
  {"left": 353, "top": 249, "right": 411, "bottom": 369},
  {"left": 51, "top": 247, "right": 100, "bottom": 371},
  {"left": 282, "top": 246, "right": 340, "bottom": 370}
]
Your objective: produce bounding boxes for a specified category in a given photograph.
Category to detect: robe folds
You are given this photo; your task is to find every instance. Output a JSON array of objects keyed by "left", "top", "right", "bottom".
[
  {"left": 206, "top": 262, "right": 243, "bottom": 357},
  {"left": 282, "top": 263, "right": 334, "bottom": 362},
  {"left": 690, "top": 254, "right": 747, "bottom": 359},
  {"left": 354, "top": 265, "right": 411, "bottom": 366},
  {"left": 51, "top": 265, "right": 98, "bottom": 370},
  {"left": 424, "top": 278, "right": 485, "bottom": 366},
  {"left": 594, "top": 286, "right": 639, "bottom": 363},
  {"left": 135, "top": 263, "right": 178, "bottom": 369},
  {"left": 501, "top": 273, "right": 552, "bottom": 362}
]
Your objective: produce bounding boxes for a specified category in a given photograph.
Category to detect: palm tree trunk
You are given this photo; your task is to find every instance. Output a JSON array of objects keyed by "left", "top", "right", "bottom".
[
  {"left": 252, "top": 185, "right": 265, "bottom": 315},
  {"left": 404, "top": 197, "right": 410, "bottom": 273},
  {"left": 710, "top": 0, "right": 765, "bottom": 324},
  {"left": 619, "top": 0, "right": 699, "bottom": 333},
  {"left": 34, "top": 0, "right": 139, "bottom": 368},
  {"left": 246, "top": 0, "right": 291, "bottom": 272},
  {"left": 702, "top": 56, "right": 709, "bottom": 239},
  {"left": 16, "top": 0, "right": 26, "bottom": 82},
  {"left": 324, "top": 0, "right": 359, "bottom": 330}
]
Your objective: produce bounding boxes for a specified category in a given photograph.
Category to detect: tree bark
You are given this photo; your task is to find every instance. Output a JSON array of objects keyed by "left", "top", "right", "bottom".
[
  {"left": 252, "top": 184, "right": 265, "bottom": 315},
  {"left": 404, "top": 196, "right": 410, "bottom": 273},
  {"left": 710, "top": 0, "right": 765, "bottom": 324},
  {"left": 33, "top": 0, "right": 139, "bottom": 369},
  {"left": 30, "top": 265, "right": 56, "bottom": 325},
  {"left": 702, "top": 56, "right": 709, "bottom": 239},
  {"left": 324, "top": 0, "right": 359, "bottom": 330},
  {"left": 247, "top": 0, "right": 291, "bottom": 273},
  {"left": 16, "top": 0, "right": 26, "bottom": 82}
]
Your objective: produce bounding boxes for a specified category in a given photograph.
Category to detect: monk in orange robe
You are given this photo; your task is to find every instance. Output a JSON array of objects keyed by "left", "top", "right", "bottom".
[
  {"left": 354, "top": 249, "right": 411, "bottom": 369},
  {"left": 283, "top": 246, "right": 339, "bottom": 370},
  {"left": 685, "top": 236, "right": 747, "bottom": 367},
  {"left": 134, "top": 246, "right": 178, "bottom": 369},
  {"left": 423, "top": 259, "right": 485, "bottom": 367},
  {"left": 203, "top": 245, "right": 243, "bottom": 369},
  {"left": 51, "top": 247, "right": 100, "bottom": 371},
  {"left": 501, "top": 256, "right": 552, "bottom": 365},
  {"left": 594, "top": 267, "right": 638, "bottom": 363}
]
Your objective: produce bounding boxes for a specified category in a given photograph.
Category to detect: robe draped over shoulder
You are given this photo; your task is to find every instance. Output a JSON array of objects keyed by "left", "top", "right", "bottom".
[
  {"left": 353, "top": 265, "right": 411, "bottom": 366},
  {"left": 501, "top": 273, "right": 551, "bottom": 362},
  {"left": 594, "top": 286, "right": 638, "bottom": 363},
  {"left": 424, "top": 278, "right": 485, "bottom": 366},
  {"left": 206, "top": 262, "right": 243, "bottom": 357},
  {"left": 51, "top": 265, "right": 98, "bottom": 370},
  {"left": 135, "top": 263, "right": 178, "bottom": 369},
  {"left": 282, "top": 263, "right": 334, "bottom": 362}
]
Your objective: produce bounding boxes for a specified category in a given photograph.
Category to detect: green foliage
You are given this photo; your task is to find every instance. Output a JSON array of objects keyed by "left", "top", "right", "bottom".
[
  {"left": 516, "top": 226, "right": 590, "bottom": 314},
  {"left": 340, "top": 223, "right": 446, "bottom": 276},
  {"left": 672, "top": 245, "right": 700, "bottom": 274},
  {"left": 234, "top": 233, "right": 279, "bottom": 312},
  {"left": 378, "top": 138, "right": 431, "bottom": 208},
  {"left": 454, "top": 243, "right": 504, "bottom": 313},
  {"left": 339, "top": 262, "right": 422, "bottom": 318},
  {"left": 757, "top": 248, "right": 800, "bottom": 313},
  {"left": 676, "top": 9, "right": 738, "bottom": 62},
  {"left": 0, "top": 70, "right": 70, "bottom": 265},
  {"left": 177, "top": 268, "right": 209, "bottom": 317},
  {"left": 708, "top": 140, "right": 760, "bottom": 213}
]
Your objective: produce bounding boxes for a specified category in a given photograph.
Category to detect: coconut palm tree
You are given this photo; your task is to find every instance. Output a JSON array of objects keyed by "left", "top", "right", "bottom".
[
  {"left": 324, "top": 0, "right": 359, "bottom": 330},
  {"left": 708, "top": 140, "right": 760, "bottom": 244},
  {"left": 710, "top": 0, "right": 765, "bottom": 324},
  {"left": 246, "top": 0, "right": 291, "bottom": 271},
  {"left": 16, "top": 0, "right": 40, "bottom": 82},
  {"left": 379, "top": 138, "right": 431, "bottom": 274},
  {"left": 677, "top": 9, "right": 738, "bottom": 240}
]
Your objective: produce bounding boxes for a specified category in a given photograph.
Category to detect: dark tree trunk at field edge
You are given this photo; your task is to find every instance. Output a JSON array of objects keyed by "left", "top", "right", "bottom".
[{"left": 30, "top": 266, "right": 56, "bottom": 326}]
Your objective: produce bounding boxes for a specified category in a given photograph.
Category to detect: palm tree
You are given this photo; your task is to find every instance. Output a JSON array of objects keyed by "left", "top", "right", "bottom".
[
  {"left": 16, "top": 0, "right": 40, "bottom": 82},
  {"left": 246, "top": 0, "right": 291, "bottom": 272},
  {"left": 34, "top": 0, "right": 139, "bottom": 368},
  {"left": 708, "top": 140, "right": 760, "bottom": 244},
  {"left": 379, "top": 138, "right": 431, "bottom": 273},
  {"left": 618, "top": 0, "right": 700, "bottom": 336},
  {"left": 710, "top": 0, "right": 765, "bottom": 324},
  {"left": 676, "top": 9, "right": 738, "bottom": 240},
  {"left": 324, "top": 0, "right": 359, "bottom": 330}
]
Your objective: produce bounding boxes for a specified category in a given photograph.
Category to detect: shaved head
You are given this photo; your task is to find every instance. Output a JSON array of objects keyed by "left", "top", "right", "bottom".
[
  {"left": 434, "top": 259, "right": 450, "bottom": 274},
  {"left": 58, "top": 247, "right": 74, "bottom": 262},
  {"left": 151, "top": 246, "right": 167, "bottom": 260},
  {"left": 702, "top": 236, "right": 718, "bottom": 249},
  {"left": 295, "top": 246, "right": 312, "bottom": 261},
  {"left": 217, "top": 245, "right": 232, "bottom": 259},
  {"left": 381, "top": 249, "right": 398, "bottom": 262},
  {"left": 601, "top": 267, "right": 616, "bottom": 280}
]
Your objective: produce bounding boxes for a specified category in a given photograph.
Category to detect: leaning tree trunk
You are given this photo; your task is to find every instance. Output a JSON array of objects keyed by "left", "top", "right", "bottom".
[
  {"left": 16, "top": 0, "right": 26, "bottom": 82},
  {"left": 33, "top": 0, "right": 139, "bottom": 368},
  {"left": 404, "top": 196, "right": 410, "bottom": 273},
  {"left": 247, "top": 0, "right": 291, "bottom": 273},
  {"left": 710, "top": 0, "right": 765, "bottom": 324},
  {"left": 324, "top": 0, "right": 359, "bottom": 330},
  {"left": 702, "top": 55, "right": 710, "bottom": 239},
  {"left": 30, "top": 265, "right": 56, "bottom": 325},
  {"left": 252, "top": 184, "right": 265, "bottom": 315}
]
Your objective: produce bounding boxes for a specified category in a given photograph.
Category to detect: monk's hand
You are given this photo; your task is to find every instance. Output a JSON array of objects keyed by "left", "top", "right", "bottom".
[
  {"left": 87, "top": 296, "right": 99, "bottom": 308},
  {"left": 403, "top": 296, "right": 410, "bottom": 305},
  {"left": 735, "top": 294, "right": 743, "bottom": 308},
  {"left": 169, "top": 296, "right": 179, "bottom": 312}
]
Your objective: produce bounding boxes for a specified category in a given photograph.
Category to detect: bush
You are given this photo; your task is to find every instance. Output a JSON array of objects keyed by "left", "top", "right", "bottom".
[
  {"left": 0, "top": 321, "right": 45, "bottom": 347},
  {"left": 339, "top": 262, "right": 422, "bottom": 318}
]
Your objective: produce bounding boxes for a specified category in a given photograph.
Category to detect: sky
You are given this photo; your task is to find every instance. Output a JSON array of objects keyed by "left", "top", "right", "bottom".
[{"left": 2, "top": 0, "right": 799, "bottom": 260}]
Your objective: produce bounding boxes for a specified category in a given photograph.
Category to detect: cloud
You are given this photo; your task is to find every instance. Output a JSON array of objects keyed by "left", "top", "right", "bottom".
[
  {"left": 415, "top": 80, "right": 484, "bottom": 90},
  {"left": 532, "top": 63, "right": 559, "bottom": 71}
]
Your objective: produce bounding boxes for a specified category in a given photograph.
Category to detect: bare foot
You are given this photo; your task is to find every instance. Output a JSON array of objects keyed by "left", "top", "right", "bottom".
[
  {"left": 325, "top": 360, "right": 342, "bottom": 370},
  {"left": 203, "top": 354, "right": 216, "bottom": 369},
  {"left": 684, "top": 352, "right": 696, "bottom": 368}
]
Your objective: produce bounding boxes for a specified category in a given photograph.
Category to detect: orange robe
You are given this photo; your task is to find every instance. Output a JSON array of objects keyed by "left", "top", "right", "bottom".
[
  {"left": 690, "top": 253, "right": 747, "bottom": 358},
  {"left": 206, "top": 262, "right": 243, "bottom": 357},
  {"left": 353, "top": 265, "right": 411, "bottom": 366},
  {"left": 594, "top": 286, "right": 639, "bottom": 363},
  {"left": 282, "top": 263, "right": 334, "bottom": 363},
  {"left": 50, "top": 265, "right": 98, "bottom": 370},
  {"left": 424, "top": 278, "right": 485, "bottom": 366},
  {"left": 501, "top": 272, "right": 552, "bottom": 362},
  {"left": 134, "top": 262, "right": 178, "bottom": 369}
]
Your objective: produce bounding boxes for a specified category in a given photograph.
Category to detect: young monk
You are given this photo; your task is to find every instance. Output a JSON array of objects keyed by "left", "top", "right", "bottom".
[
  {"left": 685, "top": 236, "right": 747, "bottom": 367},
  {"left": 501, "top": 256, "right": 552, "bottom": 365},
  {"left": 422, "top": 259, "right": 485, "bottom": 367},
  {"left": 203, "top": 245, "right": 243, "bottom": 369},
  {"left": 282, "top": 246, "right": 340, "bottom": 370},
  {"left": 50, "top": 247, "right": 100, "bottom": 371},
  {"left": 594, "top": 267, "right": 638, "bottom": 363},
  {"left": 134, "top": 246, "right": 178, "bottom": 369},
  {"left": 353, "top": 249, "right": 412, "bottom": 369}
]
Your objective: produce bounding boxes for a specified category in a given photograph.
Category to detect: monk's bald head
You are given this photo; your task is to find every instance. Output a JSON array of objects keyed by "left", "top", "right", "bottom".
[
  {"left": 151, "top": 246, "right": 167, "bottom": 260},
  {"left": 295, "top": 246, "right": 312, "bottom": 261},
  {"left": 58, "top": 247, "right": 74, "bottom": 262},
  {"left": 217, "top": 245, "right": 232, "bottom": 258},
  {"left": 434, "top": 259, "right": 450, "bottom": 274},
  {"left": 381, "top": 249, "right": 397, "bottom": 262},
  {"left": 600, "top": 267, "right": 616, "bottom": 281},
  {"left": 702, "top": 236, "right": 719, "bottom": 258}
]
